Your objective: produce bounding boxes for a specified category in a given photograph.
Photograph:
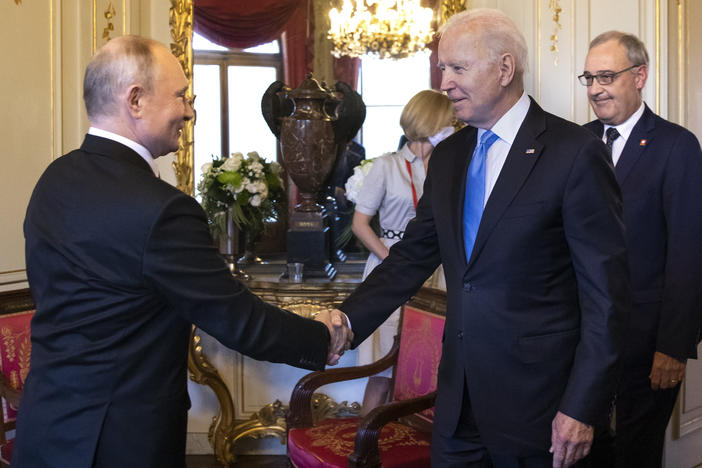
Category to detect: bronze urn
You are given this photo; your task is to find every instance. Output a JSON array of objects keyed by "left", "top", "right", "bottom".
[{"left": 262, "top": 74, "right": 365, "bottom": 279}]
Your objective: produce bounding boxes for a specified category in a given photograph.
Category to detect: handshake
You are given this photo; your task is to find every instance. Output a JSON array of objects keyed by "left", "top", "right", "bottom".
[{"left": 314, "top": 309, "right": 354, "bottom": 365}]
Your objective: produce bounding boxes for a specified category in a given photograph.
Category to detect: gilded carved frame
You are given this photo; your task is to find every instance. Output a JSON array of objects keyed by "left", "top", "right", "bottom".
[{"left": 169, "top": 0, "right": 195, "bottom": 196}]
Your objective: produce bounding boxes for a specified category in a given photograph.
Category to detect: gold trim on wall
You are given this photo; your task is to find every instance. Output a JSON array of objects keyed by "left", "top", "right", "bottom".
[
  {"left": 102, "top": 2, "right": 116, "bottom": 41},
  {"left": 169, "top": 0, "right": 195, "bottom": 195},
  {"left": 656, "top": 0, "right": 661, "bottom": 113},
  {"left": 548, "top": 0, "right": 562, "bottom": 66},
  {"left": 677, "top": 0, "right": 684, "bottom": 125},
  {"left": 537, "top": 0, "right": 542, "bottom": 102}
]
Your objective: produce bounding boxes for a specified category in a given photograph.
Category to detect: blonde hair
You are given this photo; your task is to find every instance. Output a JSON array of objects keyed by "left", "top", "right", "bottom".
[{"left": 400, "top": 90, "right": 455, "bottom": 142}]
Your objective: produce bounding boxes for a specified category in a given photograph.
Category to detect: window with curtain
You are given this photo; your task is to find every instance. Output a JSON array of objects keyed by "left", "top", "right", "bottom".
[
  {"left": 192, "top": 32, "right": 282, "bottom": 191},
  {"left": 358, "top": 52, "right": 432, "bottom": 158}
]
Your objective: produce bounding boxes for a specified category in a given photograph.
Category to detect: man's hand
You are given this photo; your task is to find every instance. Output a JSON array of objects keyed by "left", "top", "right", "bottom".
[
  {"left": 314, "top": 309, "right": 353, "bottom": 366},
  {"left": 550, "top": 411, "right": 593, "bottom": 468},
  {"left": 649, "top": 351, "right": 686, "bottom": 390}
]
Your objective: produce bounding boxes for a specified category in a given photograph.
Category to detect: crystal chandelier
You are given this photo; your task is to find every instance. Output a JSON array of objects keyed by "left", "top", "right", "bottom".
[{"left": 328, "top": 0, "right": 435, "bottom": 59}]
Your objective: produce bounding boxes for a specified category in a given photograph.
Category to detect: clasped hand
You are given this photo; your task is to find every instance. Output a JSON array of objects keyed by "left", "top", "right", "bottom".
[{"left": 314, "top": 309, "right": 353, "bottom": 365}]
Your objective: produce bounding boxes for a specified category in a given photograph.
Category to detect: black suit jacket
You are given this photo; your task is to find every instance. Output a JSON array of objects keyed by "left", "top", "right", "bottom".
[
  {"left": 16, "top": 135, "right": 330, "bottom": 468},
  {"left": 585, "top": 105, "right": 702, "bottom": 364},
  {"left": 341, "top": 99, "right": 631, "bottom": 456}
]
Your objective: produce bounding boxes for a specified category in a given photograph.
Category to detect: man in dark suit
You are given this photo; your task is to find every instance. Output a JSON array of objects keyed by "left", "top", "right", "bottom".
[
  {"left": 16, "top": 35, "right": 351, "bottom": 468},
  {"left": 582, "top": 31, "right": 702, "bottom": 468},
  {"left": 332, "top": 8, "right": 630, "bottom": 468}
]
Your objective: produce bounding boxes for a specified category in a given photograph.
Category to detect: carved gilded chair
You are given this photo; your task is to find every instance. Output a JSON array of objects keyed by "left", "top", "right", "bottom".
[
  {"left": 0, "top": 289, "right": 34, "bottom": 466},
  {"left": 287, "top": 287, "right": 446, "bottom": 468}
]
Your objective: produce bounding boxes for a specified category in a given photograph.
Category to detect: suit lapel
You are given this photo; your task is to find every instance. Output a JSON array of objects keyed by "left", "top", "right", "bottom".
[
  {"left": 614, "top": 105, "right": 656, "bottom": 184},
  {"left": 448, "top": 127, "right": 478, "bottom": 269},
  {"left": 467, "top": 100, "right": 546, "bottom": 268}
]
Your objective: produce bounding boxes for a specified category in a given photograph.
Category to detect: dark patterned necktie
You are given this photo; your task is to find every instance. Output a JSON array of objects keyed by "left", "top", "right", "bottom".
[{"left": 605, "top": 127, "right": 620, "bottom": 158}]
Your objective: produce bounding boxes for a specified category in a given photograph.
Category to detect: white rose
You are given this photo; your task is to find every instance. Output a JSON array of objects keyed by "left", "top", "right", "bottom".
[
  {"left": 250, "top": 161, "right": 263, "bottom": 174},
  {"left": 247, "top": 151, "right": 260, "bottom": 161},
  {"left": 201, "top": 162, "right": 213, "bottom": 174},
  {"left": 245, "top": 181, "right": 258, "bottom": 193},
  {"left": 250, "top": 194, "right": 262, "bottom": 207},
  {"left": 222, "top": 156, "right": 241, "bottom": 172}
]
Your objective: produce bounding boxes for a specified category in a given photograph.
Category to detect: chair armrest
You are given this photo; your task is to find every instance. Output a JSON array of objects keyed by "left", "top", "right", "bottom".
[
  {"left": 0, "top": 373, "right": 21, "bottom": 410},
  {"left": 348, "top": 392, "right": 436, "bottom": 468},
  {"left": 287, "top": 336, "right": 400, "bottom": 429}
]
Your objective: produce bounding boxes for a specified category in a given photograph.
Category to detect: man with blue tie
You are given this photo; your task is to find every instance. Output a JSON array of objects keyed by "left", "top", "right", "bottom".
[
  {"left": 332, "top": 8, "right": 631, "bottom": 468},
  {"left": 582, "top": 31, "right": 702, "bottom": 468}
]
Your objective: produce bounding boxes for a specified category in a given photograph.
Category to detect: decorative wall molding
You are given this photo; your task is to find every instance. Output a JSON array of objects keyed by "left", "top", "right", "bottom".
[
  {"left": 548, "top": 0, "right": 562, "bottom": 65},
  {"left": 168, "top": 0, "right": 195, "bottom": 195},
  {"left": 102, "top": 2, "right": 116, "bottom": 40}
]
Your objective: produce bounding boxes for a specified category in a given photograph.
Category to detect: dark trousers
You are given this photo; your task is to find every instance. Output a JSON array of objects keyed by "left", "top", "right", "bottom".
[
  {"left": 614, "top": 367, "right": 680, "bottom": 468},
  {"left": 431, "top": 376, "right": 552, "bottom": 468}
]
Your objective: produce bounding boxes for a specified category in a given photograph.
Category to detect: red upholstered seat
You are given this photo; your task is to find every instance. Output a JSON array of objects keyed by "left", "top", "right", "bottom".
[
  {"left": 287, "top": 288, "right": 446, "bottom": 468},
  {"left": 0, "top": 439, "right": 12, "bottom": 466},
  {"left": 0, "top": 289, "right": 35, "bottom": 466},
  {"left": 288, "top": 418, "right": 431, "bottom": 468}
]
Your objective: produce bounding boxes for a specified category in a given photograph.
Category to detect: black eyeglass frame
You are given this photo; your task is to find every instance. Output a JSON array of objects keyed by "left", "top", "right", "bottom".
[{"left": 578, "top": 64, "right": 642, "bottom": 86}]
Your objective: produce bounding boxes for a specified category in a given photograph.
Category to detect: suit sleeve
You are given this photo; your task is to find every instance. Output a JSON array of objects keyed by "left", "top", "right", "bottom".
[
  {"left": 142, "top": 193, "right": 330, "bottom": 371},
  {"left": 340, "top": 156, "right": 443, "bottom": 347},
  {"left": 559, "top": 137, "right": 631, "bottom": 424},
  {"left": 657, "top": 129, "right": 702, "bottom": 360}
]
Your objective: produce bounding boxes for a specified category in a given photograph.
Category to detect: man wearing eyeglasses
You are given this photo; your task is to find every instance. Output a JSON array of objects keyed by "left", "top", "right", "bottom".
[{"left": 581, "top": 31, "right": 702, "bottom": 468}]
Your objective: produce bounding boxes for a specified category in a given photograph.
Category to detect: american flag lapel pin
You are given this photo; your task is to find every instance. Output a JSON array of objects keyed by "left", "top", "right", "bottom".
[
  {"left": 640, "top": 139, "right": 647, "bottom": 146},
  {"left": 525, "top": 148, "right": 535, "bottom": 155}
]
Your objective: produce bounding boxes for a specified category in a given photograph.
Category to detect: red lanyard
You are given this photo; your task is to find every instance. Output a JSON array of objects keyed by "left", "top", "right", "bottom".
[{"left": 405, "top": 160, "right": 418, "bottom": 209}]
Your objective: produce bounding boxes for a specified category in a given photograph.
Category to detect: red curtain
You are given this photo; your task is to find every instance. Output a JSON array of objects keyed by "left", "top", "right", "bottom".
[
  {"left": 333, "top": 56, "right": 361, "bottom": 92},
  {"left": 281, "top": 0, "right": 313, "bottom": 88},
  {"left": 194, "top": 0, "right": 301, "bottom": 49}
]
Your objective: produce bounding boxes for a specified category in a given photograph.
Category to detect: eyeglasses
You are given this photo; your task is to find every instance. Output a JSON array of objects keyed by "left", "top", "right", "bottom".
[{"left": 578, "top": 65, "right": 641, "bottom": 86}]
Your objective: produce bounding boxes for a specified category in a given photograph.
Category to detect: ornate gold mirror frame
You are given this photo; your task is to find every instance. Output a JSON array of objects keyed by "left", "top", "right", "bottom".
[{"left": 169, "top": 0, "right": 195, "bottom": 196}]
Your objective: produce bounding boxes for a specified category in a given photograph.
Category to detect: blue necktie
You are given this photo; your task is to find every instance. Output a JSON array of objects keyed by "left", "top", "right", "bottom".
[{"left": 464, "top": 130, "right": 499, "bottom": 262}]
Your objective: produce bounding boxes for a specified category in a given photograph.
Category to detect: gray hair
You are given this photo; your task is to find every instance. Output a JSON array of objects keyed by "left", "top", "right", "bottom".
[
  {"left": 83, "top": 35, "right": 161, "bottom": 120},
  {"left": 589, "top": 31, "right": 649, "bottom": 67},
  {"left": 438, "top": 8, "right": 528, "bottom": 79}
]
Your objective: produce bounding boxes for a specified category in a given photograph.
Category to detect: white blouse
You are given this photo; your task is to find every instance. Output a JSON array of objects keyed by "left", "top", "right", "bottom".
[{"left": 354, "top": 143, "right": 425, "bottom": 235}]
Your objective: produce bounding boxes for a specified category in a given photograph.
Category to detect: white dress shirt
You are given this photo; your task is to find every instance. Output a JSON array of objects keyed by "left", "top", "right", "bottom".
[
  {"left": 603, "top": 101, "right": 645, "bottom": 166},
  {"left": 88, "top": 127, "right": 160, "bottom": 177},
  {"left": 479, "top": 91, "right": 531, "bottom": 207}
]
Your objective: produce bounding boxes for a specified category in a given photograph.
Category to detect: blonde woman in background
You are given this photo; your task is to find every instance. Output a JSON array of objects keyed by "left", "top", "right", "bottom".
[{"left": 352, "top": 89, "right": 455, "bottom": 415}]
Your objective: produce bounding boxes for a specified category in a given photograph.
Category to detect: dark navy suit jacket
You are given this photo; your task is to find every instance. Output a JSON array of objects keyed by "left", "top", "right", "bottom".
[
  {"left": 17, "top": 135, "right": 330, "bottom": 468},
  {"left": 341, "top": 99, "right": 631, "bottom": 456},
  {"left": 585, "top": 105, "right": 702, "bottom": 365}
]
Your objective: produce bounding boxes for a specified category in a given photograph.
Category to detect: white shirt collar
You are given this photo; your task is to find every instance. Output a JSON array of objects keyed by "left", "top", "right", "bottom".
[
  {"left": 88, "top": 127, "right": 160, "bottom": 177},
  {"left": 398, "top": 142, "right": 419, "bottom": 164},
  {"left": 480, "top": 91, "right": 531, "bottom": 144},
  {"left": 604, "top": 101, "right": 645, "bottom": 143}
]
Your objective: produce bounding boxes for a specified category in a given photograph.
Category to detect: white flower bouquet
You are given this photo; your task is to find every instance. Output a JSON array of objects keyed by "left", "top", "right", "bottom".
[
  {"left": 344, "top": 158, "right": 375, "bottom": 204},
  {"left": 198, "top": 151, "right": 285, "bottom": 237}
]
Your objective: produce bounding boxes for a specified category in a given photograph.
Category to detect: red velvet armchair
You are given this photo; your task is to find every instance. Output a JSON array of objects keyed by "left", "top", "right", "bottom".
[
  {"left": 287, "top": 287, "right": 446, "bottom": 468},
  {"left": 0, "top": 289, "right": 34, "bottom": 466}
]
